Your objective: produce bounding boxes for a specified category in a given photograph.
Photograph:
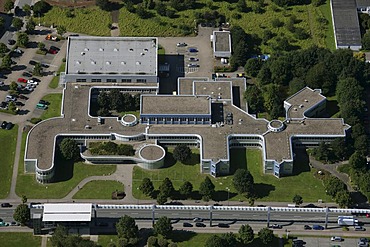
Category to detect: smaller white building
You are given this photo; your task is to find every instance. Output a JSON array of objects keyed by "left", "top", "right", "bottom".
[{"left": 211, "top": 31, "right": 232, "bottom": 58}]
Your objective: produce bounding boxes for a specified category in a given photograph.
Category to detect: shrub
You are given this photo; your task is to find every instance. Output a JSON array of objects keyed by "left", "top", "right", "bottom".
[{"left": 30, "top": 118, "right": 42, "bottom": 124}]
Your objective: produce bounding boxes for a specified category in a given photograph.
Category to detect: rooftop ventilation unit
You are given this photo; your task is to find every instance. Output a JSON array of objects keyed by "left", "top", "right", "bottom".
[
  {"left": 76, "top": 61, "right": 81, "bottom": 64},
  {"left": 144, "top": 48, "right": 148, "bottom": 52},
  {"left": 129, "top": 48, "right": 134, "bottom": 52},
  {"left": 106, "top": 61, "right": 111, "bottom": 65},
  {"left": 81, "top": 52, "right": 85, "bottom": 56},
  {"left": 91, "top": 61, "right": 96, "bottom": 65},
  {"left": 121, "top": 61, "right": 126, "bottom": 65},
  {"left": 141, "top": 52, "right": 145, "bottom": 56},
  {"left": 136, "top": 61, "right": 141, "bottom": 65},
  {"left": 114, "top": 48, "right": 119, "bottom": 51},
  {"left": 84, "top": 48, "right": 89, "bottom": 51},
  {"left": 99, "top": 48, "right": 104, "bottom": 51}
]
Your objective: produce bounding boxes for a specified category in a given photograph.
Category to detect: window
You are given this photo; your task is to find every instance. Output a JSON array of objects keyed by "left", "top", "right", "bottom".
[
  {"left": 91, "top": 79, "right": 101, "bottom": 82},
  {"left": 121, "top": 79, "right": 132, "bottom": 82},
  {"left": 137, "top": 79, "right": 147, "bottom": 83},
  {"left": 76, "top": 79, "right": 86, "bottom": 82},
  {"left": 106, "top": 79, "right": 117, "bottom": 82}
]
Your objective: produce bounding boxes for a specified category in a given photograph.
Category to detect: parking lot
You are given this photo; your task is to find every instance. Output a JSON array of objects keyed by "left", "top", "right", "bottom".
[{"left": 300, "top": 236, "right": 365, "bottom": 247}]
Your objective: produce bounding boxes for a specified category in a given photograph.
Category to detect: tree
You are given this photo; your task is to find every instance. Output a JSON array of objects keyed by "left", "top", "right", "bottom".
[
  {"left": 9, "top": 81, "right": 18, "bottom": 91},
  {"left": 154, "top": 216, "right": 172, "bottom": 237},
  {"left": 97, "top": 91, "right": 110, "bottom": 109},
  {"left": 239, "top": 224, "right": 254, "bottom": 244},
  {"left": 362, "top": 32, "right": 370, "bottom": 50},
  {"left": 50, "top": 225, "right": 68, "bottom": 247},
  {"left": 33, "top": 63, "right": 42, "bottom": 76},
  {"left": 244, "top": 58, "right": 263, "bottom": 77},
  {"left": 115, "top": 215, "right": 139, "bottom": 240},
  {"left": 38, "top": 42, "right": 45, "bottom": 51},
  {"left": 57, "top": 25, "right": 66, "bottom": 36},
  {"left": 4, "top": 0, "right": 14, "bottom": 12},
  {"left": 122, "top": 92, "right": 134, "bottom": 111},
  {"left": 179, "top": 181, "right": 193, "bottom": 198},
  {"left": 59, "top": 138, "right": 80, "bottom": 161},
  {"left": 96, "top": 0, "right": 110, "bottom": 11},
  {"left": 233, "top": 169, "right": 254, "bottom": 197},
  {"left": 147, "top": 236, "right": 158, "bottom": 247},
  {"left": 221, "top": 232, "right": 237, "bottom": 247},
  {"left": 1, "top": 55, "right": 12, "bottom": 70},
  {"left": 312, "top": 0, "right": 326, "bottom": 6},
  {"left": 244, "top": 85, "right": 264, "bottom": 113},
  {"left": 349, "top": 152, "right": 367, "bottom": 171},
  {"left": 173, "top": 144, "right": 191, "bottom": 162},
  {"left": 205, "top": 235, "right": 225, "bottom": 247},
  {"left": 25, "top": 19, "right": 36, "bottom": 34},
  {"left": 109, "top": 89, "right": 123, "bottom": 111},
  {"left": 159, "top": 177, "right": 174, "bottom": 198},
  {"left": 335, "top": 190, "right": 352, "bottom": 208},
  {"left": 13, "top": 204, "right": 30, "bottom": 225},
  {"left": 21, "top": 195, "right": 27, "bottom": 204},
  {"left": 354, "top": 135, "right": 368, "bottom": 155},
  {"left": 17, "top": 32, "right": 29, "bottom": 48},
  {"left": 331, "top": 138, "right": 349, "bottom": 161},
  {"left": 292, "top": 194, "right": 303, "bottom": 205},
  {"left": 133, "top": 93, "right": 141, "bottom": 110},
  {"left": 23, "top": 4, "right": 31, "bottom": 16},
  {"left": 324, "top": 176, "right": 346, "bottom": 198},
  {"left": 236, "top": 0, "right": 247, "bottom": 12},
  {"left": 32, "top": 0, "right": 51, "bottom": 16},
  {"left": 199, "top": 177, "right": 215, "bottom": 201},
  {"left": 156, "top": 191, "right": 168, "bottom": 205},
  {"left": 313, "top": 141, "right": 331, "bottom": 162},
  {"left": 139, "top": 177, "right": 154, "bottom": 197},
  {"left": 258, "top": 227, "right": 274, "bottom": 245},
  {"left": 8, "top": 101, "right": 17, "bottom": 113},
  {"left": 12, "top": 18, "right": 23, "bottom": 31}
]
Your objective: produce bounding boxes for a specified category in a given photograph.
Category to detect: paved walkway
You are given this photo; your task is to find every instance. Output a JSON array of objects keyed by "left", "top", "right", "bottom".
[{"left": 308, "top": 156, "right": 353, "bottom": 191}]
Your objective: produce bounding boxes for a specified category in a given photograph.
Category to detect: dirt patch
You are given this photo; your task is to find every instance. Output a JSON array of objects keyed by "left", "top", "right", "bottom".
[
  {"left": 111, "top": 9, "right": 119, "bottom": 23},
  {"left": 0, "top": 0, "right": 6, "bottom": 12},
  {"left": 45, "top": 0, "right": 96, "bottom": 8}
]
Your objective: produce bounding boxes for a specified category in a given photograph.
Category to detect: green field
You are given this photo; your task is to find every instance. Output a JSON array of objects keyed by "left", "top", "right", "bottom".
[
  {"left": 49, "top": 62, "right": 65, "bottom": 89},
  {"left": 40, "top": 7, "right": 111, "bottom": 36},
  {"left": 0, "top": 125, "right": 18, "bottom": 198},
  {"left": 40, "top": 94, "right": 63, "bottom": 120},
  {"left": 73, "top": 180, "right": 124, "bottom": 199},
  {"left": 133, "top": 149, "right": 330, "bottom": 202},
  {"left": 0, "top": 233, "right": 41, "bottom": 247}
]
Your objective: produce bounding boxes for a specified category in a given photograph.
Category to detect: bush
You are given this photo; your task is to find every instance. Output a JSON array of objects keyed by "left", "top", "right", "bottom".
[{"left": 30, "top": 118, "right": 42, "bottom": 124}]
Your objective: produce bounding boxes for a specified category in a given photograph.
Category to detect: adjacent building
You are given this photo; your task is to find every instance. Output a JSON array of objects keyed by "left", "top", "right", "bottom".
[{"left": 211, "top": 31, "right": 232, "bottom": 58}]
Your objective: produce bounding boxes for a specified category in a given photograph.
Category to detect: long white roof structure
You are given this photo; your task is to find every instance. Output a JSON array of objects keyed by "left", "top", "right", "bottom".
[{"left": 42, "top": 203, "right": 92, "bottom": 222}]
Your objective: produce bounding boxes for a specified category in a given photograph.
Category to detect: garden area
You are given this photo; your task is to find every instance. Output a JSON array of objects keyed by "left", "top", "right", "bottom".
[
  {"left": 0, "top": 125, "right": 18, "bottom": 198},
  {"left": 0, "top": 233, "right": 41, "bottom": 247},
  {"left": 72, "top": 180, "right": 124, "bottom": 199},
  {"left": 133, "top": 148, "right": 331, "bottom": 203},
  {"left": 49, "top": 61, "right": 65, "bottom": 89},
  {"left": 40, "top": 93, "right": 63, "bottom": 120}
]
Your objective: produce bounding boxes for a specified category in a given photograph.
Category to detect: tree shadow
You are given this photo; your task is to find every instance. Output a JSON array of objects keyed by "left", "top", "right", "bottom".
[
  {"left": 26, "top": 41, "right": 38, "bottom": 49},
  {"left": 254, "top": 183, "right": 275, "bottom": 198},
  {"left": 351, "top": 191, "right": 368, "bottom": 205},
  {"left": 212, "top": 190, "right": 238, "bottom": 201},
  {"left": 189, "top": 191, "right": 202, "bottom": 200},
  {"left": 52, "top": 147, "right": 74, "bottom": 182},
  {"left": 325, "top": 99, "right": 340, "bottom": 117},
  {"left": 182, "top": 153, "right": 200, "bottom": 166},
  {"left": 229, "top": 147, "right": 247, "bottom": 173},
  {"left": 163, "top": 150, "right": 177, "bottom": 168},
  {"left": 11, "top": 65, "right": 27, "bottom": 71},
  {"left": 168, "top": 230, "right": 197, "bottom": 243}
]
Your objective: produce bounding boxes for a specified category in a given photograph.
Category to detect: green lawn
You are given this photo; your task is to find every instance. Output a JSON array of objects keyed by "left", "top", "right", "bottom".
[
  {"left": 133, "top": 148, "right": 330, "bottom": 202},
  {"left": 40, "top": 94, "right": 63, "bottom": 120},
  {"left": 0, "top": 233, "right": 41, "bottom": 247},
  {"left": 41, "top": 7, "right": 111, "bottom": 36},
  {"left": 98, "top": 235, "right": 119, "bottom": 247},
  {"left": 0, "top": 125, "right": 18, "bottom": 198},
  {"left": 16, "top": 157, "right": 116, "bottom": 199},
  {"left": 49, "top": 62, "right": 65, "bottom": 89},
  {"left": 319, "top": 0, "right": 336, "bottom": 50},
  {"left": 73, "top": 180, "right": 124, "bottom": 199}
]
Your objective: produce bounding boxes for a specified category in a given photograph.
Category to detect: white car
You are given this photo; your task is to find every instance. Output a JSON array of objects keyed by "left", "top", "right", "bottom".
[
  {"left": 177, "top": 42, "right": 187, "bottom": 47},
  {"left": 24, "top": 85, "right": 34, "bottom": 91},
  {"left": 27, "top": 80, "right": 38, "bottom": 85},
  {"left": 331, "top": 236, "right": 343, "bottom": 242},
  {"left": 188, "top": 63, "right": 199, "bottom": 68}
]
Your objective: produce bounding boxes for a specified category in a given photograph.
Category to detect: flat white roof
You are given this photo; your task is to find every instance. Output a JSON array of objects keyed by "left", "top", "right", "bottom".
[
  {"left": 66, "top": 36, "right": 158, "bottom": 76},
  {"left": 42, "top": 203, "right": 92, "bottom": 222}
]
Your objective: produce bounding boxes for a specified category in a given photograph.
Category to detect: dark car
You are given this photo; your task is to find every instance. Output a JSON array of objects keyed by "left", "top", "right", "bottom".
[
  {"left": 50, "top": 46, "right": 60, "bottom": 51},
  {"left": 188, "top": 48, "right": 198, "bottom": 53},
  {"left": 1, "top": 121, "right": 7, "bottom": 129},
  {"left": 218, "top": 223, "right": 229, "bottom": 228},
  {"left": 15, "top": 101, "right": 24, "bottom": 106},
  {"left": 41, "top": 63, "right": 49, "bottom": 68},
  {"left": 5, "top": 122, "right": 14, "bottom": 130},
  {"left": 1, "top": 203, "right": 12, "bottom": 207},
  {"left": 39, "top": 100, "right": 48, "bottom": 105},
  {"left": 29, "top": 60, "right": 37, "bottom": 66},
  {"left": 304, "top": 225, "right": 312, "bottom": 230},
  {"left": 0, "top": 102, "right": 8, "bottom": 110},
  {"left": 10, "top": 221, "right": 20, "bottom": 226},
  {"left": 48, "top": 48, "right": 57, "bottom": 54},
  {"left": 22, "top": 72, "right": 32, "bottom": 77},
  {"left": 312, "top": 225, "right": 324, "bottom": 230},
  {"left": 183, "top": 222, "right": 193, "bottom": 227},
  {"left": 18, "top": 94, "right": 29, "bottom": 100},
  {"left": 8, "top": 39, "right": 15, "bottom": 45},
  {"left": 31, "top": 77, "right": 40, "bottom": 82},
  {"left": 195, "top": 222, "right": 206, "bottom": 227}
]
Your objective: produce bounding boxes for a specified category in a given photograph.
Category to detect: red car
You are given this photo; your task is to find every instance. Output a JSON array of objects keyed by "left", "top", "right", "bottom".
[
  {"left": 17, "top": 78, "right": 27, "bottom": 83},
  {"left": 48, "top": 48, "right": 57, "bottom": 54}
]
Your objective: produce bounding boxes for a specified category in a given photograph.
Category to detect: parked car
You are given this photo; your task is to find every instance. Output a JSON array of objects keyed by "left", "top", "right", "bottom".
[
  {"left": 22, "top": 72, "right": 32, "bottom": 77},
  {"left": 50, "top": 46, "right": 60, "bottom": 51},
  {"left": 183, "top": 222, "right": 193, "bottom": 227},
  {"left": 7, "top": 39, "right": 15, "bottom": 45},
  {"left": 31, "top": 77, "right": 40, "bottom": 82},
  {"left": 5, "top": 95, "right": 16, "bottom": 102},
  {"left": 188, "top": 63, "right": 199, "bottom": 68},
  {"left": 29, "top": 60, "right": 37, "bottom": 66},
  {"left": 195, "top": 222, "right": 206, "bottom": 227},
  {"left": 17, "top": 78, "right": 27, "bottom": 83},
  {"left": 176, "top": 42, "right": 187, "bottom": 47},
  {"left": 217, "top": 223, "right": 229, "bottom": 228},
  {"left": 1, "top": 121, "right": 7, "bottom": 129},
  {"left": 1, "top": 203, "right": 11, "bottom": 207},
  {"left": 27, "top": 79, "right": 38, "bottom": 85},
  {"left": 193, "top": 217, "right": 203, "bottom": 222},
  {"left": 312, "top": 225, "right": 324, "bottom": 230},
  {"left": 18, "top": 94, "right": 29, "bottom": 100},
  {"left": 14, "top": 48, "right": 23, "bottom": 54},
  {"left": 24, "top": 85, "right": 34, "bottom": 91},
  {"left": 188, "top": 48, "right": 198, "bottom": 52},
  {"left": 189, "top": 57, "right": 199, "bottom": 61},
  {"left": 39, "top": 100, "right": 48, "bottom": 105},
  {"left": 5, "top": 122, "right": 14, "bottom": 130},
  {"left": 41, "top": 63, "right": 49, "bottom": 68},
  {"left": 48, "top": 48, "right": 57, "bottom": 54},
  {"left": 270, "top": 224, "right": 282, "bottom": 229},
  {"left": 0, "top": 102, "right": 8, "bottom": 110},
  {"left": 355, "top": 226, "right": 366, "bottom": 231},
  {"left": 36, "top": 103, "right": 47, "bottom": 110},
  {"left": 45, "top": 35, "right": 58, "bottom": 41},
  {"left": 15, "top": 101, "right": 24, "bottom": 106},
  {"left": 0, "top": 81, "right": 4, "bottom": 87}
]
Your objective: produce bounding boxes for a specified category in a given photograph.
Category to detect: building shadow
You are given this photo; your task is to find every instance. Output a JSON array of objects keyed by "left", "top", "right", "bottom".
[{"left": 158, "top": 54, "right": 185, "bottom": 94}]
